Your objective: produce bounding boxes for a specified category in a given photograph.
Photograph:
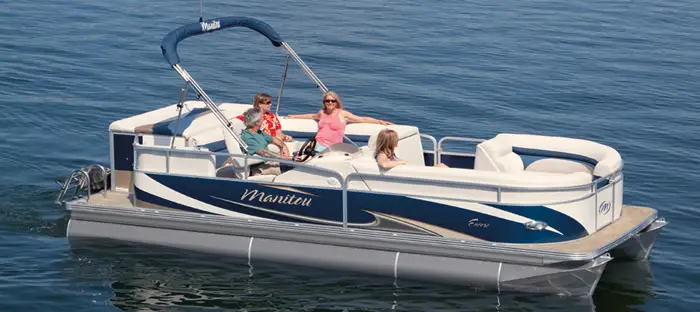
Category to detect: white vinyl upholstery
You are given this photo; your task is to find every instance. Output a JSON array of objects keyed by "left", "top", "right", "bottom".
[
  {"left": 474, "top": 138, "right": 524, "bottom": 173},
  {"left": 362, "top": 126, "right": 425, "bottom": 166},
  {"left": 140, "top": 134, "right": 187, "bottom": 147},
  {"left": 474, "top": 133, "right": 622, "bottom": 177},
  {"left": 110, "top": 101, "right": 252, "bottom": 138},
  {"left": 136, "top": 145, "right": 216, "bottom": 177},
  {"left": 526, "top": 158, "right": 593, "bottom": 175},
  {"left": 273, "top": 155, "right": 370, "bottom": 190},
  {"left": 351, "top": 160, "right": 592, "bottom": 204},
  {"left": 221, "top": 121, "right": 263, "bottom": 179}
]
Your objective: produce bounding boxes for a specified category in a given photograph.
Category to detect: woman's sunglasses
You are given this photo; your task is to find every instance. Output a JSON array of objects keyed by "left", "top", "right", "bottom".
[
  {"left": 324, "top": 99, "right": 337, "bottom": 103},
  {"left": 259, "top": 100, "right": 272, "bottom": 105}
]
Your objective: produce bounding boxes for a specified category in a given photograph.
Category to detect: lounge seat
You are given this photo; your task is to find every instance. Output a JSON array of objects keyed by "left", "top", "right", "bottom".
[
  {"left": 350, "top": 159, "right": 592, "bottom": 204},
  {"left": 135, "top": 145, "right": 217, "bottom": 177},
  {"left": 474, "top": 133, "right": 622, "bottom": 178}
]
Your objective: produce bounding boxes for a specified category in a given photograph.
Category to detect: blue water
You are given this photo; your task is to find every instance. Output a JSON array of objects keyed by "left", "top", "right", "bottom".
[{"left": 1, "top": 0, "right": 699, "bottom": 310}]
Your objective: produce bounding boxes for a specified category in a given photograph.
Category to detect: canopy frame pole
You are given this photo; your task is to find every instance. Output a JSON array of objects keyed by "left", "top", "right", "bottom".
[
  {"left": 172, "top": 64, "right": 248, "bottom": 152},
  {"left": 281, "top": 42, "right": 328, "bottom": 94},
  {"left": 169, "top": 85, "right": 189, "bottom": 149},
  {"left": 275, "top": 55, "right": 291, "bottom": 116}
]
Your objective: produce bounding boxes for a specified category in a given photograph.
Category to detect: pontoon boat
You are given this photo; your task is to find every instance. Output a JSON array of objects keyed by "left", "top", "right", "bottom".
[{"left": 56, "top": 16, "right": 666, "bottom": 296}]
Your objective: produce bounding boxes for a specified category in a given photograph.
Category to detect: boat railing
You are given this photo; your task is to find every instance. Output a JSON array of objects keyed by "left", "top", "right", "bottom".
[
  {"left": 436, "top": 136, "right": 484, "bottom": 163},
  {"left": 132, "top": 143, "right": 346, "bottom": 188},
  {"left": 419, "top": 134, "right": 438, "bottom": 166},
  {"left": 133, "top": 142, "right": 623, "bottom": 229},
  {"left": 344, "top": 170, "right": 621, "bottom": 205}
]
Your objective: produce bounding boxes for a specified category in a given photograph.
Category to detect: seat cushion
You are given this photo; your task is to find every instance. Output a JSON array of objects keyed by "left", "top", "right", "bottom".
[
  {"left": 474, "top": 133, "right": 622, "bottom": 177},
  {"left": 525, "top": 158, "right": 593, "bottom": 175}
]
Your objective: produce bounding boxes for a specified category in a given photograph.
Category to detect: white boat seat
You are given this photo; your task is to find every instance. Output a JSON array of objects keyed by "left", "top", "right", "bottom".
[
  {"left": 351, "top": 160, "right": 592, "bottom": 204},
  {"left": 221, "top": 120, "right": 264, "bottom": 179},
  {"left": 110, "top": 101, "right": 252, "bottom": 140},
  {"left": 274, "top": 155, "right": 370, "bottom": 190},
  {"left": 362, "top": 126, "right": 425, "bottom": 166},
  {"left": 136, "top": 145, "right": 217, "bottom": 177},
  {"left": 248, "top": 175, "right": 277, "bottom": 182},
  {"left": 474, "top": 133, "right": 621, "bottom": 178},
  {"left": 525, "top": 158, "right": 593, "bottom": 175}
]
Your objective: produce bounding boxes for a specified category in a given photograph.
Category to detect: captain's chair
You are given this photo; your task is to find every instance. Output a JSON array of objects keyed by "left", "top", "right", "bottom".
[{"left": 219, "top": 119, "right": 265, "bottom": 179}]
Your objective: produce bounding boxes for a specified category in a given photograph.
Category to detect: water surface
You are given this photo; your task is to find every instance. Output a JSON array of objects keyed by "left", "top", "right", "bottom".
[{"left": 1, "top": 0, "right": 698, "bottom": 310}]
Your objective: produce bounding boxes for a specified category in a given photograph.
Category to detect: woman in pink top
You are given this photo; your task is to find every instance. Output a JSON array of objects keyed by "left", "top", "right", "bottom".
[{"left": 288, "top": 91, "right": 393, "bottom": 151}]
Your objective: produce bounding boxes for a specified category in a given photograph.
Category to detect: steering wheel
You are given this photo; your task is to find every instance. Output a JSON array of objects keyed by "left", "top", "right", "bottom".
[{"left": 296, "top": 138, "right": 317, "bottom": 162}]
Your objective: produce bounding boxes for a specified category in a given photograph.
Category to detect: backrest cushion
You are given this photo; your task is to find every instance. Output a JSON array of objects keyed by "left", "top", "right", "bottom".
[
  {"left": 496, "top": 152, "right": 525, "bottom": 172},
  {"left": 365, "top": 127, "right": 424, "bottom": 166}
]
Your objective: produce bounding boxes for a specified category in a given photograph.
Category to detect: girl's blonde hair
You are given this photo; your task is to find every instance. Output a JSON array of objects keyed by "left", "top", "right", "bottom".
[
  {"left": 374, "top": 129, "right": 399, "bottom": 159},
  {"left": 322, "top": 91, "right": 343, "bottom": 110}
]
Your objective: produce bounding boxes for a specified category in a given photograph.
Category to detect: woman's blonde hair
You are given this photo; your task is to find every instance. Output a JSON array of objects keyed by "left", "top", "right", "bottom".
[
  {"left": 374, "top": 129, "right": 398, "bottom": 159},
  {"left": 252, "top": 93, "right": 272, "bottom": 108},
  {"left": 322, "top": 91, "right": 343, "bottom": 110}
]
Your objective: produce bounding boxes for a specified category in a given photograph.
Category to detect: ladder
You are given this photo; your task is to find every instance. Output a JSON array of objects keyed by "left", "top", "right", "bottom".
[{"left": 56, "top": 164, "right": 108, "bottom": 204}]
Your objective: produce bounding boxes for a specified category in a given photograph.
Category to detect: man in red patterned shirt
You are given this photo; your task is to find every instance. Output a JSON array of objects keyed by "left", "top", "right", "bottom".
[{"left": 236, "top": 93, "right": 292, "bottom": 142}]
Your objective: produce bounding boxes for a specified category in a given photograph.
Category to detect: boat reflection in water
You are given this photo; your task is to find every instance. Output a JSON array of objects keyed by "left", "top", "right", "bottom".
[
  {"left": 593, "top": 260, "right": 655, "bottom": 310},
  {"left": 69, "top": 238, "right": 654, "bottom": 311}
]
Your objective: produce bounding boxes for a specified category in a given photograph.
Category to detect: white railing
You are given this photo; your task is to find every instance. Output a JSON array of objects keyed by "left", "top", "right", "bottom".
[
  {"left": 132, "top": 138, "right": 623, "bottom": 230},
  {"left": 436, "top": 136, "right": 484, "bottom": 164},
  {"left": 420, "top": 134, "right": 438, "bottom": 166}
]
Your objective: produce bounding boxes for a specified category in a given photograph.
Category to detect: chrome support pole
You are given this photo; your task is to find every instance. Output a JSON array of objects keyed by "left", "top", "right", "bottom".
[
  {"left": 611, "top": 178, "right": 616, "bottom": 219},
  {"left": 436, "top": 137, "right": 484, "bottom": 166},
  {"left": 342, "top": 179, "right": 348, "bottom": 229},
  {"left": 419, "top": 134, "right": 438, "bottom": 166},
  {"left": 170, "top": 85, "right": 188, "bottom": 149},
  {"left": 79, "top": 169, "right": 91, "bottom": 202},
  {"left": 594, "top": 183, "right": 599, "bottom": 230},
  {"left": 173, "top": 64, "right": 248, "bottom": 151},
  {"left": 243, "top": 156, "right": 249, "bottom": 179},
  {"left": 132, "top": 135, "right": 138, "bottom": 194},
  {"left": 275, "top": 55, "right": 290, "bottom": 116},
  {"left": 281, "top": 43, "right": 328, "bottom": 93},
  {"left": 166, "top": 150, "right": 171, "bottom": 173}
]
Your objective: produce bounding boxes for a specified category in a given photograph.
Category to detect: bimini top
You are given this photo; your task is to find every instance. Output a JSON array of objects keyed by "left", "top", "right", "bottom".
[{"left": 160, "top": 16, "right": 284, "bottom": 66}]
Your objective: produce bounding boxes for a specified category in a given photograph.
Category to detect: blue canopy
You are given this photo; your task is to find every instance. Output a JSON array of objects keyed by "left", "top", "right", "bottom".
[{"left": 161, "top": 16, "right": 284, "bottom": 66}]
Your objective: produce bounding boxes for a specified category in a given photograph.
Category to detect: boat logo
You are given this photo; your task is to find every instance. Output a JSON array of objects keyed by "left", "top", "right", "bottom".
[
  {"left": 599, "top": 201, "right": 611, "bottom": 215},
  {"left": 240, "top": 189, "right": 312, "bottom": 207},
  {"left": 468, "top": 218, "right": 490, "bottom": 228},
  {"left": 201, "top": 20, "right": 221, "bottom": 32}
]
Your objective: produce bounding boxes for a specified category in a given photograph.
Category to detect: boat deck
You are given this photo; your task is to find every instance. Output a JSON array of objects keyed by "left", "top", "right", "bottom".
[
  {"left": 504, "top": 205, "right": 655, "bottom": 253},
  {"left": 83, "top": 191, "right": 656, "bottom": 255}
]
